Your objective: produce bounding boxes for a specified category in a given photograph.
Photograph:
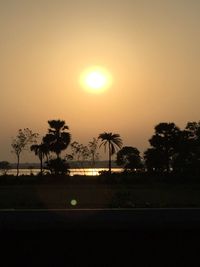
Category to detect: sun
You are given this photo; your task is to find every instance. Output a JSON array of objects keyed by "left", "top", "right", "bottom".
[
  {"left": 80, "top": 66, "right": 112, "bottom": 93},
  {"left": 85, "top": 71, "right": 106, "bottom": 89}
]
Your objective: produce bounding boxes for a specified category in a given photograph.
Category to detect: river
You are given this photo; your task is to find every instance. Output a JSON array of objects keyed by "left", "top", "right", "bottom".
[{"left": 7, "top": 168, "right": 123, "bottom": 176}]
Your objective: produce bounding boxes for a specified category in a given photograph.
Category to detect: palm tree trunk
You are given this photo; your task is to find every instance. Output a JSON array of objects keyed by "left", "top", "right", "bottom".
[
  {"left": 40, "top": 156, "right": 43, "bottom": 176},
  {"left": 108, "top": 141, "right": 111, "bottom": 174}
]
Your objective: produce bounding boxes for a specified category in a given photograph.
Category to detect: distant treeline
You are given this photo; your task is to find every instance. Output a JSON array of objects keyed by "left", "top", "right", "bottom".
[
  {"left": 8, "top": 161, "right": 119, "bottom": 169},
  {"left": 0, "top": 120, "right": 199, "bottom": 177}
]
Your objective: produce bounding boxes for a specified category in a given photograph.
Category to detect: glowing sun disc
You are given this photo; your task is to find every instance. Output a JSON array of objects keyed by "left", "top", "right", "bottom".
[
  {"left": 85, "top": 71, "right": 106, "bottom": 89},
  {"left": 80, "top": 66, "right": 112, "bottom": 93}
]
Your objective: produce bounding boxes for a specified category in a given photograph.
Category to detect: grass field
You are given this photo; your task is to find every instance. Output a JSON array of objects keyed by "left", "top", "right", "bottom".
[{"left": 0, "top": 181, "right": 200, "bottom": 209}]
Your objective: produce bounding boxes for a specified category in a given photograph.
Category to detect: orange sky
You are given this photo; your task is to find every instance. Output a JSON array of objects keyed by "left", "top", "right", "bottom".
[{"left": 1, "top": 0, "right": 200, "bottom": 162}]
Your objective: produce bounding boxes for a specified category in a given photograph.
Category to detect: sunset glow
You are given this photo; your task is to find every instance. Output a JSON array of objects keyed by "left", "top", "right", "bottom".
[{"left": 0, "top": 0, "right": 200, "bottom": 163}]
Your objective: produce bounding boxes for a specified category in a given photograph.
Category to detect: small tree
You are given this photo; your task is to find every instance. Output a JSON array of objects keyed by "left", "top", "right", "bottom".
[
  {"left": 68, "top": 141, "right": 90, "bottom": 174},
  {"left": 66, "top": 138, "right": 99, "bottom": 175},
  {"left": 11, "top": 128, "right": 38, "bottom": 176},
  {"left": 88, "top": 137, "right": 99, "bottom": 168},
  {"left": 0, "top": 161, "right": 11, "bottom": 176}
]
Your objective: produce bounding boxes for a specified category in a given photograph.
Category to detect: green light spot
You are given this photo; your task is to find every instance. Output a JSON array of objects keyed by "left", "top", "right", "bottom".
[{"left": 71, "top": 199, "right": 77, "bottom": 206}]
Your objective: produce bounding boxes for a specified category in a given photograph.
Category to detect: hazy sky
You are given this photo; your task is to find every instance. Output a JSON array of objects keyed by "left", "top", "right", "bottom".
[{"left": 1, "top": 0, "right": 200, "bottom": 162}]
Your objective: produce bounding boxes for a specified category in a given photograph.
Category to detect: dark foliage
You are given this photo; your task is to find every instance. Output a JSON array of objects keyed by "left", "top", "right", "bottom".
[
  {"left": 116, "top": 146, "right": 143, "bottom": 171},
  {"left": 43, "top": 120, "right": 71, "bottom": 159},
  {"left": 0, "top": 161, "right": 11, "bottom": 175},
  {"left": 151, "top": 123, "right": 180, "bottom": 171},
  {"left": 46, "top": 158, "right": 70, "bottom": 175},
  {"left": 30, "top": 143, "right": 49, "bottom": 175},
  {"left": 144, "top": 121, "right": 200, "bottom": 175},
  {"left": 173, "top": 121, "right": 200, "bottom": 175}
]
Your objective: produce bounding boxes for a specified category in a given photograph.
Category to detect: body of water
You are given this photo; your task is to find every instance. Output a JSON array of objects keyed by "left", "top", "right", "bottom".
[{"left": 7, "top": 168, "right": 123, "bottom": 176}]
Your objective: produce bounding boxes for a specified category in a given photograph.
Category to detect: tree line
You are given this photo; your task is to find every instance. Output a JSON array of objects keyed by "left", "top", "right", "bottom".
[{"left": 0, "top": 119, "right": 199, "bottom": 177}]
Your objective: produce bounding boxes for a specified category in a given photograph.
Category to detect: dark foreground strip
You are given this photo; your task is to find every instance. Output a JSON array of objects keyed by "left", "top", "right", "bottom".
[
  {"left": 0, "top": 208, "right": 200, "bottom": 231},
  {"left": 1, "top": 209, "right": 200, "bottom": 266}
]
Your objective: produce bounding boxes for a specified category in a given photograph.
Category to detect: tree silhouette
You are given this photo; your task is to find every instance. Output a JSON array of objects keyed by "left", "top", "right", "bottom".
[
  {"left": 68, "top": 141, "right": 90, "bottom": 174},
  {"left": 88, "top": 137, "right": 99, "bottom": 168},
  {"left": 116, "top": 146, "right": 142, "bottom": 171},
  {"left": 147, "top": 123, "right": 181, "bottom": 173},
  {"left": 69, "top": 141, "right": 89, "bottom": 162},
  {"left": 11, "top": 128, "right": 38, "bottom": 176},
  {"left": 43, "top": 120, "right": 71, "bottom": 159},
  {"left": 0, "top": 161, "right": 11, "bottom": 176},
  {"left": 30, "top": 142, "right": 49, "bottom": 175},
  {"left": 98, "top": 132, "right": 123, "bottom": 173},
  {"left": 173, "top": 121, "right": 200, "bottom": 174},
  {"left": 185, "top": 121, "right": 200, "bottom": 174},
  {"left": 46, "top": 158, "right": 70, "bottom": 175},
  {"left": 144, "top": 148, "right": 166, "bottom": 173}
]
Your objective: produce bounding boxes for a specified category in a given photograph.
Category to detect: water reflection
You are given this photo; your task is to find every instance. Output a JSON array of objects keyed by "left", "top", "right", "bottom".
[{"left": 7, "top": 168, "right": 123, "bottom": 176}]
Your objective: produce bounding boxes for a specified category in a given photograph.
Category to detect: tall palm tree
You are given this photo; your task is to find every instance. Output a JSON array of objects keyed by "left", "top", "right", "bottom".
[
  {"left": 43, "top": 120, "right": 71, "bottom": 159},
  {"left": 30, "top": 143, "right": 49, "bottom": 175},
  {"left": 98, "top": 132, "right": 123, "bottom": 173}
]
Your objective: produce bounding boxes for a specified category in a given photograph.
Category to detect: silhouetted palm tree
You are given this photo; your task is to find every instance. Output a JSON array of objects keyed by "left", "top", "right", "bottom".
[
  {"left": 43, "top": 120, "right": 71, "bottom": 159},
  {"left": 98, "top": 132, "right": 123, "bottom": 173},
  {"left": 30, "top": 143, "right": 49, "bottom": 175}
]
